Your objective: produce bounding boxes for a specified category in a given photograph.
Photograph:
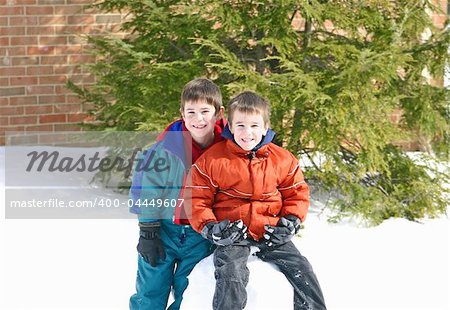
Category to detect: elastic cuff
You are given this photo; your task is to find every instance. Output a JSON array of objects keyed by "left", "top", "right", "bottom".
[{"left": 139, "top": 221, "right": 160, "bottom": 228}]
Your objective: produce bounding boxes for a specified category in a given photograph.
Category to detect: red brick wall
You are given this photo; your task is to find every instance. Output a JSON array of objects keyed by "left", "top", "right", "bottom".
[
  {"left": 432, "top": 0, "right": 449, "bottom": 28},
  {"left": 0, "top": 0, "right": 123, "bottom": 145}
]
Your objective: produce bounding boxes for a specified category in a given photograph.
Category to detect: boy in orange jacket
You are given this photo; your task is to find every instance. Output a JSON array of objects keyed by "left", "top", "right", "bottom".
[{"left": 185, "top": 91, "right": 327, "bottom": 310}]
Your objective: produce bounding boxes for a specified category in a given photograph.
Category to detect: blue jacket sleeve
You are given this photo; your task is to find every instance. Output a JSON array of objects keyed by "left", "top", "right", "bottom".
[{"left": 129, "top": 144, "right": 185, "bottom": 223}]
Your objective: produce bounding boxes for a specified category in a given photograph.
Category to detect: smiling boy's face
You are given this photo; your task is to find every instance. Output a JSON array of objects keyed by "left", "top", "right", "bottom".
[
  {"left": 230, "top": 110, "right": 268, "bottom": 151},
  {"left": 182, "top": 100, "right": 222, "bottom": 144}
]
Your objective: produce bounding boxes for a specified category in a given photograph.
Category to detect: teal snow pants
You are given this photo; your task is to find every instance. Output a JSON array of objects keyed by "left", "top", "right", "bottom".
[{"left": 130, "top": 220, "right": 214, "bottom": 310}]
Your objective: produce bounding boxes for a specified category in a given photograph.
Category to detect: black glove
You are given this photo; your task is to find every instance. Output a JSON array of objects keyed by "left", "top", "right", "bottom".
[
  {"left": 137, "top": 222, "right": 166, "bottom": 267},
  {"left": 201, "top": 219, "right": 248, "bottom": 246},
  {"left": 263, "top": 215, "right": 302, "bottom": 247}
]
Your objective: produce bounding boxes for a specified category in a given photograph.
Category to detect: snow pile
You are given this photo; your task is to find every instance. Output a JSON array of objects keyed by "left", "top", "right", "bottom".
[{"left": 1, "top": 147, "right": 449, "bottom": 309}]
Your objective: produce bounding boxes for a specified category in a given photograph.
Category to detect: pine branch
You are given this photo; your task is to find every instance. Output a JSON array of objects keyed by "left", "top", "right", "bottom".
[
  {"left": 312, "top": 30, "right": 365, "bottom": 46},
  {"left": 301, "top": 149, "right": 324, "bottom": 174}
]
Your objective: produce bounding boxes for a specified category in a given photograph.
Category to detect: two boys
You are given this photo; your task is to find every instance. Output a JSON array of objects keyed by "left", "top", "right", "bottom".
[{"left": 129, "top": 77, "right": 326, "bottom": 309}]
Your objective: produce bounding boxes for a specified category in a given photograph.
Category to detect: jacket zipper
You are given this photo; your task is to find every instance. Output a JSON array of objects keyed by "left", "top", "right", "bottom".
[{"left": 180, "top": 225, "right": 186, "bottom": 244}]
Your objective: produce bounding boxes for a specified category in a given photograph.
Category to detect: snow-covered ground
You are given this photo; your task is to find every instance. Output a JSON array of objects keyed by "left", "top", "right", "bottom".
[{"left": 0, "top": 146, "right": 449, "bottom": 309}]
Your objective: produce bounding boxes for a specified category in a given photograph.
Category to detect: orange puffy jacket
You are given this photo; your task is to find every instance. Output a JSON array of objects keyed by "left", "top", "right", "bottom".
[{"left": 185, "top": 128, "right": 310, "bottom": 241}]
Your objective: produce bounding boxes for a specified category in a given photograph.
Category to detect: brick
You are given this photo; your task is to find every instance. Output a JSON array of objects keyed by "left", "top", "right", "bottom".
[
  {"left": 67, "top": 0, "right": 92, "bottom": 4},
  {"left": 26, "top": 6, "right": 54, "bottom": 15},
  {"left": 0, "top": 67, "right": 26, "bottom": 76},
  {"left": 54, "top": 5, "right": 84, "bottom": 15},
  {"left": 0, "top": 7, "right": 24, "bottom": 15},
  {"left": 0, "top": 117, "right": 8, "bottom": 126},
  {"left": 9, "top": 16, "right": 38, "bottom": 26},
  {"left": 11, "top": 77, "right": 38, "bottom": 86},
  {"left": 38, "top": 95, "right": 66, "bottom": 104},
  {"left": 39, "top": 75, "right": 67, "bottom": 85},
  {"left": 68, "top": 15, "right": 94, "bottom": 25},
  {"left": 12, "top": 56, "right": 39, "bottom": 66},
  {"left": 10, "top": 116, "right": 37, "bottom": 125},
  {"left": 26, "top": 125, "right": 53, "bottom": 131},
  {"left": 0, "top": 97, "right": 9, "bottom": 104},
  {"left": 83, "top": 6, "right": 98, "bottom": 14},
  {"left": 54, "top": 65, "right": 81, "bottom": 74},
  {"left": 6, "top": 133, "right": 39, "bottom": 146},
  {"left": 39, "top": 114, "right": 66, "bottom": 123},
  {"left": 27, "top": 66, "right": 54, "bottom": 75},
  {"left": 28, "top": 46, "right": 55, "bottom": 55},
  {"left": 39, "top": 16, "right": 67, "bottom": 25},
  {"left": 54, "top": 123, "right": 82, "bottom": 131},
  {"left": 68, "top": 54, "right": 95, "bottom": 64},
  {"left": 41, "top": 55, "right": 67, "bottom": 65},
  {"left": 0, "top": 106, "right": 24, "bottom": 116},
  {"left": 81, "top": 25, "right": 103, "bottom": 34},
  {"left": 55, "top": 85, "right": 73, "bottom": 95},
  {"left": 54, "top": 103, "right": 82, "bottom": 113},
  {"left": 1, "top": 126, "right": 26, "bottom": 135},
  {"left": 95, "top": 15, "right": 122, "bottom": 24},
  {"left": 25, "top": 105, "right": 53, "bottom": 114},
  {"left": 55, "top": 85, "right": 72, "bottom": 94},
  {"left": 13, "top": 0, "right": 37, "bottom": 4},
  {"left": 39, "top": 36, "right": 68, "bottom": 45},
  {"left": 432, "top": 15, "right": 447, "bottom": 28},
  {"left": 0, "top": 87, "right": 25, "bottom": 97},
  {"left": 54, "top": 45, "right": 83, "bottom": 54},
  {"left": 26, "top": 85, "right": 54, "bottom": 95},
  {"left": 389, "top": 114, "right": 401, "bottom": 123},
  {"left": 0, "top": 17, "right": 7, "bottom": 26},
  {"left": 69, "top": 74, "right": 95, "bottom": 84},
  {"left": 38, "top": 0, "right": 64, "bottom": 4},
  {"left": 11, "top": 36, "right": 39, "bottom": 46},
  {"left": 0, "top": 37, "right": 9, "bottom": 46},
  {"left": 67, "top": 35, "right": 87, "bottom": 45},
  {"left": 0, "top": 78, "right": 8, "bottom": 87},
  {"left": 37, "top": 134, "right": 69, "bottom": 144},
  {"left": 27, "top": 26, "right": 55, "bottom": 36},
  {"left": 55, "top": 25, "right": 83, "bottom": 35},
  {"left": 38, "top": 135, "right": 64, "bottom": 147},
  {"left": 0, "top": 27, "right": 25, "bottom": 36},
  {"left": 9, "top": 96, "right": 37, "bottom": 105},
  {"left": 67, "top": 113, "right": 88, "bottom": 122},
  {"left": 66, "top": 95, "right": 82, "bottom": 103},
  {"left": 0, "top": 57, "right": 13, "bottom": 66},
  {"left": 6, "top": 47, "right": 26, "bottom": 56}
]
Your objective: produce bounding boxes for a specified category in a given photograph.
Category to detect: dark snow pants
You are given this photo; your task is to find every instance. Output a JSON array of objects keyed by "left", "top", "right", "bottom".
[
  {"left": 130, "top": 220, "right": 214, "bottom": 310},
  {"left": 212, "top": 241, "right": 327, "bottom": 310}
]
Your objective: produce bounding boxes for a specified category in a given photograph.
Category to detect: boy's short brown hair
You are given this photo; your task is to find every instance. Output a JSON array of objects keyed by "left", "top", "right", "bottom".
[
  {"left": 228, "top": 91, "right": 271, "bottom": 127},
  {"left": 181, "top": 78, "right": 222, "bottom": 114}
]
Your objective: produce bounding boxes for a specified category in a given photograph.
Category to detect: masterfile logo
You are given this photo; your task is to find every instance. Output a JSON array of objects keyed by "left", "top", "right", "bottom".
[{"left": 3, "top": 131, "right": 193, "bottom": 220}]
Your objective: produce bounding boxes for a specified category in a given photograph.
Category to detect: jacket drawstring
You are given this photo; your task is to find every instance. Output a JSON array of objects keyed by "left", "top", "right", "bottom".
[{"left": 247, "top": 151, "right": 256, "bottom": 160}]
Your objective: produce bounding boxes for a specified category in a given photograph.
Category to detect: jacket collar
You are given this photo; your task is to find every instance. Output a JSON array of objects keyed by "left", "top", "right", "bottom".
[
  {"left": 157, "top": 118, "right": 226, "bottom": 164},
  {"left": 156, "top": 119, "right": 186, "bottom": 162}
]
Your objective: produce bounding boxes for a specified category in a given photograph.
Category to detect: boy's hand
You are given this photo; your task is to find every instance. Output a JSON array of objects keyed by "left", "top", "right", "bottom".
[
  {"left": 263, "top": 215, "right": 301, "bottom": 247},
  {"left": 201, "top": 219, "right": 248, "bottom": 246},
  {"left": 137, "top": 222, "right": 166, "bottom": 267}
]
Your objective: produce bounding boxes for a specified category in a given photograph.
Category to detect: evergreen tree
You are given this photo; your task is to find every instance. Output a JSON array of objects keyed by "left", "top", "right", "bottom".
[{"left": 71, "top": 0, "right": 450, "bottom": 225}]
